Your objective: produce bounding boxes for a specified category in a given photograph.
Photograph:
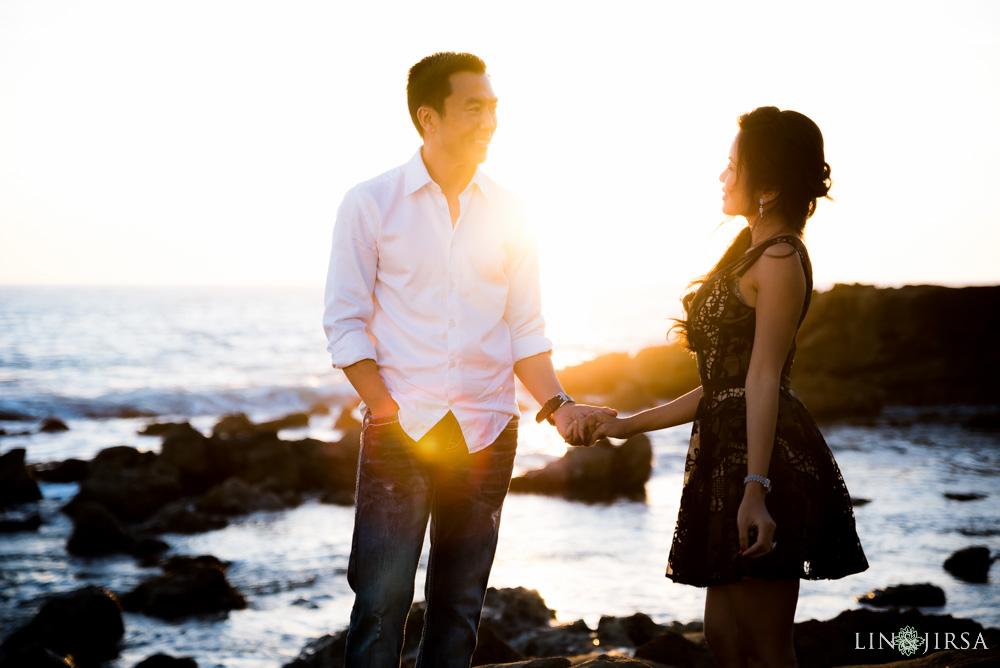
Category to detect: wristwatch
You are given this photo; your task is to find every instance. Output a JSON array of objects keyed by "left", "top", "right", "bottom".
[{"left": 535, "top": 392, "right": 575, "bottom": 425}]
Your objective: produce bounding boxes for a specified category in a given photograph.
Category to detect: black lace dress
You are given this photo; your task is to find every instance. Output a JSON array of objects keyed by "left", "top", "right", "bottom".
[{"left": 666, "top": 236, "right": 868, "bottom": 587}]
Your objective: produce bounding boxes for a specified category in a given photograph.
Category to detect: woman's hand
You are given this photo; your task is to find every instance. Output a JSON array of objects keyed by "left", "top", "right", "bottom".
[
  {"left": 585, "top": 412, "right": 634, "bottom": 443},
  {"left": 738, "top": 487, "right": 777, "bottom": 558}
]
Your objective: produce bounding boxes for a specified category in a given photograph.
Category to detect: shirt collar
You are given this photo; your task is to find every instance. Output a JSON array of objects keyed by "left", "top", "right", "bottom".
[{"left": 403, "top": 148, "right": 491, "bottom": 201}]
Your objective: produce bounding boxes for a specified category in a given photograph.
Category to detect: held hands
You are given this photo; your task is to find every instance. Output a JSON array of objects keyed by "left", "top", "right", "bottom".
[
  {"left": 738, "top": 484, "right": 777, "bottom": 558},
  {"left": 551, "top": 403, "right": 617, "bottom": 446}
]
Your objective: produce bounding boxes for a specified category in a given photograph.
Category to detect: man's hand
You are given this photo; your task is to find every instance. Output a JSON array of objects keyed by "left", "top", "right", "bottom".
[{"left": 551, "top": 403, "right": 617, "bottom": 446}]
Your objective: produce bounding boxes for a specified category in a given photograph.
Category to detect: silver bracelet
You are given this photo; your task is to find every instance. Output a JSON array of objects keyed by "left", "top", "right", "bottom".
[{"left": 744, "top": 474, "right": 772, "bottom": 494}]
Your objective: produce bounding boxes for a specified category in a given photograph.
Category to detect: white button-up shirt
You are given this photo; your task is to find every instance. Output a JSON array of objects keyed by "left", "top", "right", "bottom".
[{"left": 323, "top": 150, "right": 552, "bottom": 452}]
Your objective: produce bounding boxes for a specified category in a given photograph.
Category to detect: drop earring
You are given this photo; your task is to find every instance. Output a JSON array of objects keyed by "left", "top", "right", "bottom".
[{"left": 759, "top": 197, "right": 764, "bottom": 219}]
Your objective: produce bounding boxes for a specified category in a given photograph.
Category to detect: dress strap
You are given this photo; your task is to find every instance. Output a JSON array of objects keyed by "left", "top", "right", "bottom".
[{"left": 731, "top": 235, "right": 805, "bottom": 277}]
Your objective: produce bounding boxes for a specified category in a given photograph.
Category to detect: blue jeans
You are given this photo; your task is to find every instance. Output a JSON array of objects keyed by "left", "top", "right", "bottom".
[{"left": 344, "top": 410, "right": 518, "bottom": 667}]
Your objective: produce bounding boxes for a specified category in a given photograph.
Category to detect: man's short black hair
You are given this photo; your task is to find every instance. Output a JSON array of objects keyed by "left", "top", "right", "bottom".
[{"left": 407, "top": 52, "right": 487, "bottom": 137}]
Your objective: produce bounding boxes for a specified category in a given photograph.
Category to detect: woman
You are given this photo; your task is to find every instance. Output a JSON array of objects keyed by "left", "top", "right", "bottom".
[{"left": 585, "top": 107, "right": 868, "bottom": 667}]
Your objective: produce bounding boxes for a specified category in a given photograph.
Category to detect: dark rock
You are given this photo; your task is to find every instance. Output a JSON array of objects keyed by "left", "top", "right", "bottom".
[
  {"left": 508, "top": 435, "right": 651, "bottom": 502},
  {"left": 159, "top": 424, "right": 219, "bottom": 494},
  {"left": 31, "top": 458, "right": 90, "bottom": 483},
  {"left": 134, "top": 654, "right": 199, "bottom": 668},
  {"left": 195, "top": 478, "right": 288, "bottom": 516},
  {"left": 597, "top": 613, "right": 668, "bottom": 647},
  {"left": 519, "top": 660, "right": 572, "bottom": 668},
  {"left": 39, "top": 417, "right": 70, "bottom": 432},
  {"left": 73, "top": 446, "right": 184, "bottom": 522},
  {"left": 258, "top": 412, "right": 310, "bottom": 432},
  {"left": 634, "top": 629, "right": 716, "bottom": 666},
  {"left": 0, "top": 448, "right": 42, "bottom": 507},
  {"left": 290, "top": 436, "right": 359, "bottom": 495},
  {"left": 137, "top": 499, "right": 228, "bottom": 534},
  {"left": 514, "top": 619, "right": 595, "bottom": 657},
  {"left": 0, "top": 511, "right": 41, "bottom": 533},
  {"left": 120, "top": 555, "right": 246, "bottom": 619},
  {"left": 568, "top": 657, "right": 653, "bottom": 668},
  {"left": 944, "top": 492, "right": 987, "bottom": 501},
  {"left": 857, "top": 583, "right": 946, "bottom": 608},
  {"left": 944, "top": 546, "right": 996, "bottom": 583},
  {"left": 793, "top": 607, "right": 989, "bottom": 667},
  {"left": 480, "top": 587, "right": 557, "bottom": 641},
  {"left": 851, "top": 497, "right": 872, "bottom": 506},
  {"left": 963, "top": 411, "right": 1000, "bottom": 430},
  {"left": 282, "top": 630, "right": 347, "bottom": 668},
  {"left": 0, "top": 642, "right": 77, "bottom": 667},
  {"left": 471, "top": 625, "right": 525, "bottom": 665},
  {"left": 0, "top": 409, "right": 34, "bottom": 421},
  {"left": 138, "top": 422, "right": 191, "bottom": 436},
  {"left": 67, "top": 502, "right": 134, "bottom": 556},
  {"left": 212, "top": 413, "right": 258, "bottom": 440},
  {"left": 0, "top": 585, "right": 124, "bottom": 666},
  {"left": 959, "top": 527, "right": 1000, "bottom": 537}
]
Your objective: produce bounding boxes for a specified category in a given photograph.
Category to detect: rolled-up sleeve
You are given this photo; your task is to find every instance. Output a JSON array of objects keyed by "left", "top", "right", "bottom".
[
  {"left": 323, "top": 189, "right": 379, "bottom": 368},
  {"left": 503, "top": 212, "right": 553, "bottom": 363}
]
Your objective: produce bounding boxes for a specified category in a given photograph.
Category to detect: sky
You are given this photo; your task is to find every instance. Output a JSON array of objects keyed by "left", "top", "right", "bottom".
[{"left": 1, "top": 1, "right": 998, "bottom": 308}]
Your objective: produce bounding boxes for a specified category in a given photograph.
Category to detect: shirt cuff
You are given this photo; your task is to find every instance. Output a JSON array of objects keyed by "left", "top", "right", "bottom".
[
  {"left": 329, "top": 333, "right": 378, "bottom": 369},
  {"left": 511, "top": 334, "right": 553, "bottom": 364}
]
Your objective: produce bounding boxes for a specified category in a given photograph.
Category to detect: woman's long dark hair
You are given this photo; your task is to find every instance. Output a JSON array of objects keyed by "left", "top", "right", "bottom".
[{"left": 672, "top": 107, "right": 832, "bottom": 350}]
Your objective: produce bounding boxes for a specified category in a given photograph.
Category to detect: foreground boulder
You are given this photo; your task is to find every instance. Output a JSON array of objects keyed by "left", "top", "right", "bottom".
[
  {"left": 0, "top": 586, "right": 124, "bottom": 667},
  {"left": 120, "top": 555, "right": 246, "bottom": 619},
  {"left": 857, "top": 583, "right": 946, "bottom": 608},
  {"left": 597, "top": 613, "right": 669, "bottom": 647},
  {"left": 508, "top": 435, "right": 652, "bottom": 502},
  {"left": 634, "top": 629, "right": 716, "bottom": 666},
  {"left": 0, "top": 448, "right": 42, "bottom": 507},
  {"left": 66, "top": 502, "right": 135, "bottom": 556},
  {"left": 944, "top": 546, "right": 996, "bottom": 583}
]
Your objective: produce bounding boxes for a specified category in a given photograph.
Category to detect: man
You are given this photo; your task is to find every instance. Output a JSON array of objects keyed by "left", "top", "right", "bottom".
[{"left": 323, "top": 52, "right": 611, "bottom": 666}]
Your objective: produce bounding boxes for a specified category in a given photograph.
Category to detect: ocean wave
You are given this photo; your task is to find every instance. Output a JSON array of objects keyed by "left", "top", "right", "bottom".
[{"left": 0, "top": 383, "right": 356, "bottom": 422}]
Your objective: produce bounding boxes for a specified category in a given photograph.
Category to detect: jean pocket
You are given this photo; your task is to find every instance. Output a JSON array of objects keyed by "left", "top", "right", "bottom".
[{"left": 363, "top": 409, "right": 400, "bottom": 430}]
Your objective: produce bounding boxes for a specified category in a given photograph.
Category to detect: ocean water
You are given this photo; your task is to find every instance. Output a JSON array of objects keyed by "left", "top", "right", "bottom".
[{"left": 1, "top": 286, "right": 998, "bottom": 667}]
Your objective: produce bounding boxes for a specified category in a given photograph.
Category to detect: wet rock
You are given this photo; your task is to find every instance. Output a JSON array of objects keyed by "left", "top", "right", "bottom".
[
  {"left": 282, "top": 630, "right": 346, "bottom": 668},
  {"left": 596, "top": 613, "right": 668, "bottom": 647},
  {"left": 0, "top": 409, "right": 34, "bottom": 421},
  {"left": 634, "top": 628, "right": 716, "bottom": 666},
  {"left": 137, "top": 499, "right": 228, "bottom": 534},
  {"left": 0, "top": 585, "right": 124, "bottom": 666},
  {"left": 851, "top": 497, "right": 872, "bottom": 507},
  {"left": 130, "top": 536, "right": 171, "bottom": 560},
  {"left": 31, "top": 458, "right": 90, "bottom": 483},
  {"left": 258, "top": 412, "right": 310, "bottom": 432},
  {"left": 72, "top": 446, "right": 184, "bottom": 522},
  {"left": 0, "top": 511, "right": 42, "bottom": 533},
  {"left": 0, "top": 448, "right": 42, "bottom": 507},
  {"left": 120, "top": 554, "right": 246, "bottom": 619},
  {"left": 857, "top": 583, "right": 946, "bottom": 608},
  {"left": 133, "top": 654, "right": 198, "bottom": 668},
  {"left": 67, "top": 502, "right": 134, "bottom": 556},
  {"left": 480, "top": 587, "right": 557, "bottom": 641},
  {"left": 212, "top": 413, "right": 258, "bottom": 439},
  {"left": 944, "top": 492, "right": 987, "bottom": 501},
  {"left": 39, "top": 417, "right": 70, "bottom": 432},
  {"left": 944, "top": 546, "right": 996, "bottom": 583},
  {"left": 508, "top": 435, "right": 652, "bottom": 502},
  {"left": 195, "top": 478, "right": 289, "bottom": 516},
  {"left": 290, "top": 436, "right": 359, "bottom": 496},
  {"left": 793, "top": 607, "right": 989, "bottom": 667}
]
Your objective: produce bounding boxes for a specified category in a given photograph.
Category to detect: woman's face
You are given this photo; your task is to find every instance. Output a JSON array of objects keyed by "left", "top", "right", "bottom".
[{"left": 719, "top": 134, "right": 753, "bottom": 218}]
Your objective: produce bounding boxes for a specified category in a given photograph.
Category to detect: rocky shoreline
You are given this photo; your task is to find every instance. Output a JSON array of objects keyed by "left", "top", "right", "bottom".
[{"left": 2, "top": 406, "right": 998, "bottom": 666}]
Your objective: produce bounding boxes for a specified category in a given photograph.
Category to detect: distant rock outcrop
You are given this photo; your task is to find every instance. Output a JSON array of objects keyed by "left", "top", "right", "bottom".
[{"left": 556, "top": 284, "right": 1000, "bottom": 421}]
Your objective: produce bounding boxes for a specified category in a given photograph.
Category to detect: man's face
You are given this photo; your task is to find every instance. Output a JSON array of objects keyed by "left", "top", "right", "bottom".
[{"left": 430, "top": 71, "right": 497, "bottom": 166}]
